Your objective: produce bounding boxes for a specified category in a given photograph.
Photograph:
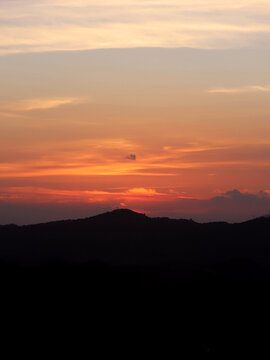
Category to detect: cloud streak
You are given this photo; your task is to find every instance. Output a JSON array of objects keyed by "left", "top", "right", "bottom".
[
  {"left": 1, "top": 138, "right": 270, "bottom": 179},
  {"left": 1, "top": 0, "right": 270, "bottom": 54},
  {"left": 208, "top": 85, "right": 270, "bottom": 94},
  {"left": 0, "top": 97, "right": 84, "bottom": 112},
  {"left": 16, "top": 97, "right": 83, "bottom": 111}
]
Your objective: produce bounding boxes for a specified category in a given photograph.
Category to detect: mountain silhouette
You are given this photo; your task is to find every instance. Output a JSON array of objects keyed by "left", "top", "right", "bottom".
[
  {"left": 0, "top": 208, "right": 270, "bottom": 277},
  {"left": 1, "top": 208, "right": 270, "bottom": 356}
]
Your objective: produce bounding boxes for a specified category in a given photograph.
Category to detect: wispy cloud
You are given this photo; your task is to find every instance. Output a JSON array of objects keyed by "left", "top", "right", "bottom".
[
  {"left": 208, "top": 85, "right": 270, "bottom": 94},
  {"left": 2, "top": 137, "right": 270, "bottom": 179},
  {"left": 1, "top": 0, "right": 270, "bottom": 54},
  {"left": 1, "top": 97, "right": 84, "bottom": 112},
  {"left": 0, "top": 186, "right": 166, "bottom": 202},
  {"left": 127, "top": 188, "right": 162, "bottom": 196},
  {"left": 15, "top": 97, "right": 83, "bottom": 111}
]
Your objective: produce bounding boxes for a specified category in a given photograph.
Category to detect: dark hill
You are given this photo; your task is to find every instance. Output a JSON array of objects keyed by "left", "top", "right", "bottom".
[
  {"left": 1, "top": 209, "right": 270, "bottom": 356},
  {"left": 0, "top": 208, "right": 270, "bottom": 278}
]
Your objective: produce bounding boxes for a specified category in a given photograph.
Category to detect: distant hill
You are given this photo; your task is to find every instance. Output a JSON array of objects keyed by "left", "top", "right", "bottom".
[
  {"left": 0, "top": 208, "right": 270, "bottom": 278},
  {"left": 1, "top": 208, "right": 270, "bottom": 356}
]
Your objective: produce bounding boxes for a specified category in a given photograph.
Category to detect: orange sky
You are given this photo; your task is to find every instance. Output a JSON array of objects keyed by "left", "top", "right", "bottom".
[{"left": 0, "top": 2, "right": 270, "bottom": 224}]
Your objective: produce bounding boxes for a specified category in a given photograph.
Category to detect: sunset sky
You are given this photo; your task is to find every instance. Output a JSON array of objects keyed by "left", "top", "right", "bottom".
[{"left": 1, "top": 0, "right": 270, "bottom": 224}]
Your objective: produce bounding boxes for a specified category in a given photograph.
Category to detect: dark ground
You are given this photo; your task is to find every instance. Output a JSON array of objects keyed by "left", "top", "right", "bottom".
[{"left": 1, "top": 209, "right": 270, "bottom": 357}]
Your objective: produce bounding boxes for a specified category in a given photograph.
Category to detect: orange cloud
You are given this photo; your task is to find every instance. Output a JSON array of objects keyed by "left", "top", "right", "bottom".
[
  {"left": 0, "top": 97, "right": 85, "bottom": 112},
  {"left": 1, "top": 187, "right": 270, "bottom": 224},
  {"left": 208, "top": 85, "right": 270, "bottom": 94}
]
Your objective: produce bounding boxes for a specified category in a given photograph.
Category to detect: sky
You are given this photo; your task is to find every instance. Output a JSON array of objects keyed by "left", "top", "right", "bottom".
[{"left": 0, "top": 0, "right": 270, "bottom": 224}]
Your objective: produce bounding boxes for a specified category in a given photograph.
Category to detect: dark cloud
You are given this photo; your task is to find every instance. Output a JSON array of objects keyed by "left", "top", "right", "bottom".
[
  {"left": 211, "top": 189, "right": 270, "bottom": 204},
  {"left": 124, "top": 190, "right": 270, "bottom": 223},
  {"left": 126, "top": 154, "right": 136, "bottom": 161}
]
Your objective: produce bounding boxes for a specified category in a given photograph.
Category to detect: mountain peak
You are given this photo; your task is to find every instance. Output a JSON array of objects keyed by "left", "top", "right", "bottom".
[
  {"left": 106, "top": 208, "right": 148, "bottom": 218},
  {"left": 91, "top": 208, "right": 148, "bottom": 224}
]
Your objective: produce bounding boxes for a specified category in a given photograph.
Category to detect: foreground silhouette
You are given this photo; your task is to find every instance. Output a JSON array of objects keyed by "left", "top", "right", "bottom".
[{"left": 1, "top": 209, "right": 270, "bottom": 356}]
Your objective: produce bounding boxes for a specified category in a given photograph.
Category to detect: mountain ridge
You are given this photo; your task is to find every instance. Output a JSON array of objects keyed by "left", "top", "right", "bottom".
[
  {"left": 0, "top": 208, "right": 270, "bottom": 274},
  {"left": 0, "top": 208, "right": 244, "bottom": 228},
  {"left": 2, "top": 208, "right": 270, "bottom": 228}
]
